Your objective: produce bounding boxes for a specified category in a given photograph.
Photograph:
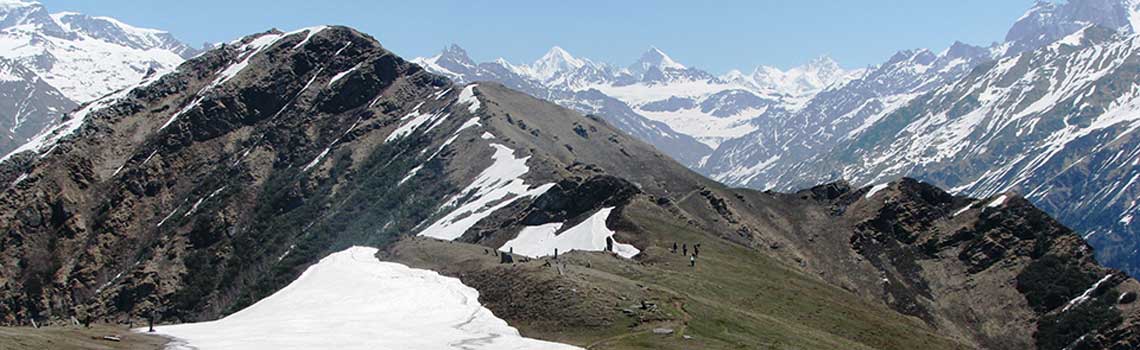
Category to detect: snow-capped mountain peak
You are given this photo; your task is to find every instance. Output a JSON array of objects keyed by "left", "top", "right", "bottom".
[
  {"left": 644, "top": 47, "right": 685, "bottom": 69},
  {"left": 0, "top": 2, "right": 196, "bottom": 56},
  {"left": 49, "top": 12, "right": 198, "bottom": 57},
  {"left": 0, "top": 0, "right": 196, "bottom": 102},
  {"left": 731, "top": 55, "right": 857, "bottom": 97},
  {"left": 628, "top": 46, "right": 685, "bottom": 76},
  {"left": 525, "top": 46, "right": 589, "bottom": 82},
  {"left": 0, "top": 0, "right": 195, "bottom": 156}
]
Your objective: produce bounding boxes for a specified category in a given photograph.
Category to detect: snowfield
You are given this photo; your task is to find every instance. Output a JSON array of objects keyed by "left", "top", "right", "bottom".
[
  {"left": 500, "top": 207, "right": 640, "bottom": 259},
  {"left": 150, "top": 246, "right": 581, "bottom": 350},
  {"left": 419, "top": 143, "right": 554, "bottom": 241}
]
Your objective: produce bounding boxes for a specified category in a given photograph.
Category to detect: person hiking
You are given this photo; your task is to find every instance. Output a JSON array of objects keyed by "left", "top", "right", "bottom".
[
  {"left": 672, "top": 242, "right": 678, "bottom": 253},
  {"left": 683, "top": 244, "right": 688, "bottom": 256},
  {"left": 694, "top": 244, "right": 700, "bottom": 257},
  {"left": 690, "top": 254, "right": 696, "bottom": 267}
]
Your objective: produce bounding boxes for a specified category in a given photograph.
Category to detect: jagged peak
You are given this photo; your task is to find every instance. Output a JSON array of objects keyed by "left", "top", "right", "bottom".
[
  {"left": 436, "top": 43, "right": 476, "bottom": 66},
  {"left": 441, "top": 43, "right": 468, "bottom": 57}
]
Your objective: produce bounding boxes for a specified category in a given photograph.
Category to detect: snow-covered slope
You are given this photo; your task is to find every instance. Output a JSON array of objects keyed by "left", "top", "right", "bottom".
[
  {"left": 418, "top": 143, "right": 556, "bottom": 241},
  {"left": 0, "top": 0, "right": 195, "bottom": 155},
  {"left": 702, "top": 42, "right": 994, "bottom": 188},
  {"left": 499, "top": 207, "right": 640, "bottom": 259},
  {"left": 778, "top": 25, "right": 1140, "bottom": 274},
  {"left": 151, "top": 247, "right": 580, "bottom": 350},
  {"left": 0, "top": 1, "right": 191, "bottom": 102},
  {"left": 0, "top": 57, "right": 74, "bottom": 154}
]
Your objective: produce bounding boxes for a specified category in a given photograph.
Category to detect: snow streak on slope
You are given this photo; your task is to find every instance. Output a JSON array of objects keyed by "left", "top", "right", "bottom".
[
  {"left": 419, "top": 144, "right": 554, "bottom": 241},
  {"left": 150, "top": 247, "right": 581, "bottom": 350},
  {"left": 769, "top": 26, "right": 1140, "bottom": 274},
  {"left": 386, "top": 109, "right": 448, "bottom": 143},
  {"left": 499, "top": 207, "right": 640, "bottom": 259},
  {"left": 835, "top": 29, "right": 1140, "bottom": 195},
  {"left": 703, "top": 45, "right": 993, "bottom": 190},
  {"left": 0, "top": 68, "right": 168, "bottom": 162},
  {"left": 458, "top": 83, "right": 482, "bottom": 113}
]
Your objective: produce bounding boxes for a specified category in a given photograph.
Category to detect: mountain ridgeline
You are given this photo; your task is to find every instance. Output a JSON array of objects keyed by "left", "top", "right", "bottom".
[{"left": 1, "top": 26, "right": 1140, "bottom": 349}]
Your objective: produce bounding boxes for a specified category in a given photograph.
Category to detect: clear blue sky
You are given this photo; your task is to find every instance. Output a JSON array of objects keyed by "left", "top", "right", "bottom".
[{"left": 41, "top": 0, "right": 1040, "bottom": 72}]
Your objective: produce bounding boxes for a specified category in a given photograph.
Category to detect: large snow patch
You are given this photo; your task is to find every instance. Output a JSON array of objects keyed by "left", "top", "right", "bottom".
[
  {"left": 150, "top": 246, "right": 580, "bottom": 350},
  {"left": 499, "top": 207, "right": 640, "bottom": 259},
  {"left": 419, "top": 144, "right": 553, "bottom": 241}
]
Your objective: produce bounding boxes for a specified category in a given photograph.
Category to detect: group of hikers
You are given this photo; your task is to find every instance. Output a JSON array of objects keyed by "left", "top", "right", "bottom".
[{"left": 672, "top": 242, "right": 700, "bottom": 267}]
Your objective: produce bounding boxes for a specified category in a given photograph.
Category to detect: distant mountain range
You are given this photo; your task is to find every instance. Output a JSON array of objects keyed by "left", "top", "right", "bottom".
[
  {"left": 0, "top": 0, "right": 197, "bottom": 156},
  {"left": 413, "top": 43, "right": 861, "bottom": 153},
  {"left": 412, "top": 0, "right": 1140, "bottom": 277}
]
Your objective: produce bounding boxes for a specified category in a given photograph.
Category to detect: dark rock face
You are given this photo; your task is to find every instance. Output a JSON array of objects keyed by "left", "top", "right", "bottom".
[
  {"left": 803, "top": 181, "right": 852, "bottom": 201},
  {"left": 820, "top": 179, "right": 1140, "bottom": 349},
  {"left": 0, "top": 26, "right": 464, "bottom": 324},
  {"left": 521, "top": 175, "right": 640, "bottom": 226}
]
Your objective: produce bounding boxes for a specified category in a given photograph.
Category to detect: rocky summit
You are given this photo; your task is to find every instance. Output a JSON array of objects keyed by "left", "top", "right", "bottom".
[{"left": 0, "top": 25, "right": 1139, "bottom": 349}]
